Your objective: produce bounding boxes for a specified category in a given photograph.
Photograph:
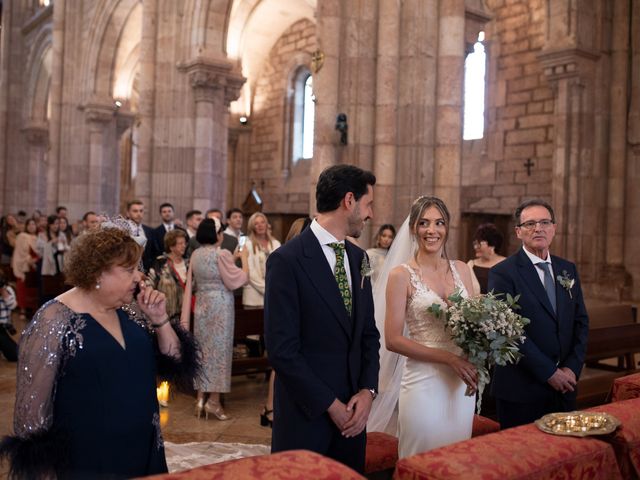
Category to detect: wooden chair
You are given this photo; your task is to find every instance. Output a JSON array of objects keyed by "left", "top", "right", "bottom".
[{"left": 232, "top": 307, "right": 271, "bottom": 376}]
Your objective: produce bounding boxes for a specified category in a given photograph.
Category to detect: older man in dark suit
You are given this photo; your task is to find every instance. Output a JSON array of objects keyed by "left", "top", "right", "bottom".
[
  {"left": 488, "top": 199, "right": 589, "bottom": 429},
  {"left": 264, "top": 165, "right": 380, "bottom": 473}
]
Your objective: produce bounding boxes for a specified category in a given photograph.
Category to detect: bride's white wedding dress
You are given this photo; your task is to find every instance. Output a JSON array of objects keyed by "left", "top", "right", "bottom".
[{"left": 397, "top": 262, "right": 475, "bottom": 458}]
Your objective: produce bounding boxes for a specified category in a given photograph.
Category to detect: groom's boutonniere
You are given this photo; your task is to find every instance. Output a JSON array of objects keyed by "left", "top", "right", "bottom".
[
  {"left": 556, "top": 270, "right": 575, "bottom": 299},
  {"left": 360, "top": 255, "right": 373, "bottom": 288}
]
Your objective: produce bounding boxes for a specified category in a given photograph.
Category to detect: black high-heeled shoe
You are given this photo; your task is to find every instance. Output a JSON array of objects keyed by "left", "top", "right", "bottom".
[{"left": 260, "top": 406, "right": 273, "bottom": 427}]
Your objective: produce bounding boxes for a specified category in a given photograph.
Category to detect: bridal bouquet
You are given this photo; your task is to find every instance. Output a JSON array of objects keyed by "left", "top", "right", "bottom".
[{"left": 429, "top": 291, "right": 529, "bottom": 413}]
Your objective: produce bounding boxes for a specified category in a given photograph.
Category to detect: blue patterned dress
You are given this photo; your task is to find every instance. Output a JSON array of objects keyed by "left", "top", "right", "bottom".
[{"left": 191, "top": 246, "right": 246, "bottom": 392}]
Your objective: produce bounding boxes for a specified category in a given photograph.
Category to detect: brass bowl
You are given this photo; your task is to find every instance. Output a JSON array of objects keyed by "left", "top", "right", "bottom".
[{"left": 535, "top": 411, "right": 621, "bottom": 437}]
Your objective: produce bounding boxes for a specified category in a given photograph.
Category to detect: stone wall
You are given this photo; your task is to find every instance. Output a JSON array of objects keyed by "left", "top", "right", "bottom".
[
  {"left": 462, "top": 0, "right": 553, "bottom": 218},
  {"left": 239, "top": 18, "right": 315, "bottom": 215}
]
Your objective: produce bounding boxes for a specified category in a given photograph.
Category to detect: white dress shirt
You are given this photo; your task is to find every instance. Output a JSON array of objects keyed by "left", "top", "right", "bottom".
[
  {"left": 310, "top": 219, "right": 352, "bottom": 294},
  {"left": 128, "top": 219, "right": 147, "bottom": 247},
  {"left": 223, "top": 226, "right": 242, "bottom": 239},
  {"left": 522, "top": 246, "right": 555, "bottom": 286}
]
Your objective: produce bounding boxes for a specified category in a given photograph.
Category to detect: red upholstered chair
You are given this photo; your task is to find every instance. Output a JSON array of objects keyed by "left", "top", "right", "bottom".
[
  {"left": 586, "top": 397, "right": 640, "bottom": 479},
  {"left": 394, "top": 423, "right": 622, "bottom": 480},
  {"left": 365, "top": 415, "right": 499, "bottom": 477},
  {"left": 366, "top": 432, "right": 399, "bottom": 477},
  {"left": 611, "top": 373, "right": 640, "bottom": 402},
  {"left": 472, "top": 414, "right": 500, "bottom": 437},
  {"left": 142, "top": 450, "right": 365, "bottom": 480}
]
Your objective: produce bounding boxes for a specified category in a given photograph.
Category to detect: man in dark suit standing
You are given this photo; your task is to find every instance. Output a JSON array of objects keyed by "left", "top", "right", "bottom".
[
  {"left": 152, "top": 203, "right": 184, "bottom": 258},
  {"left": 265, "top": 165, "right": 380, "bottom": 473},
  {"left": 488, "top": 199, "right": 589, "bottom": 429},
  {"left": 125, "top": 200, "right": 156, "bottom": 271}
]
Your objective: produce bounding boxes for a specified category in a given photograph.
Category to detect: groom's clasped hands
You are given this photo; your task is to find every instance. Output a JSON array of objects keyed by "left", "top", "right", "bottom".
[{"left": 327, "top": 389, "right": 374, "bottom": 438}]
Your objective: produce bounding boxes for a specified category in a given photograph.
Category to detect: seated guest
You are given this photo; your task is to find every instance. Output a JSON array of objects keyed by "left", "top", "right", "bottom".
[
  {"left": 0, "top": 227, "right": 199, "bottom": 479},
  {"left": 467, "top": 223, "right": 506, "bottom": 294},
  {"left": 221, "top": 208, "right": 244, "bottom": 253},
  {"left": 80, "top": 211, "right": 101, "bottom": 234},
  {"left": 366, "top": 224, "right": 396, "bottom": 287},
  {"left": 147, "top": 229, "right": 190, "bottom": 320},
  {"left": 206, "top": 208, "right": 223, "bottom": 221},
  {"left": 185, "top": 209, "right": 203, "bottom": 257},
  {"left": 11, "top": 219, "right": 40, "bottom": 319},
  {"left": 0, "top": 270, "right": 18, "bottom": 362}
]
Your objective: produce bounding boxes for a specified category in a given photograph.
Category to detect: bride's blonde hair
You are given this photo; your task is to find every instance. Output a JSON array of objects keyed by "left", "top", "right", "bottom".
[{"left": 409, "top": 196, "right": 451, "bottom": 266}]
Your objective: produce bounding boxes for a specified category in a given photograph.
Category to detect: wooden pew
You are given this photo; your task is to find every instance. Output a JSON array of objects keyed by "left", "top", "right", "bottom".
[
  {"left": 578, "top": 304, "right": 640, "bottom": 407},
  {"left": 232, "top": 306, "right": 271, "bottom": 376},
  {"left": 586, "top": 304, "right": 638, "bottom": 371}
]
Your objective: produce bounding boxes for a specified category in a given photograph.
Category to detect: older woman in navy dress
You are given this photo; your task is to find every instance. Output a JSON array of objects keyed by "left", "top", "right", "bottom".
[{"left": 0, "top": 227, "right": 199, "bottom": 479}]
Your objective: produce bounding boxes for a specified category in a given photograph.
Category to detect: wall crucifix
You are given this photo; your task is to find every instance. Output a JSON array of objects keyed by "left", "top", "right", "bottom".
[{"left": 524, "top": 158, "right": 534, "bottom": 176}]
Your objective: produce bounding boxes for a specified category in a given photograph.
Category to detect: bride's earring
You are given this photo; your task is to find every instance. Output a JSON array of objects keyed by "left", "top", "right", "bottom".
[{"left": 95, "top": 282, "right": 101, "bottom": 290}]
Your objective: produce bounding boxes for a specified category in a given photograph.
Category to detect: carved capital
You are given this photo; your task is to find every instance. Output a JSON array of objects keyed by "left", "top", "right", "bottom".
[
  {"left": 116, "top": 109, "right": 136, "bottom": 137},
  {"left": 22, "top": 122, "right": 49, "bottom": 146},
  {"left": 83, "top": 103, "right": 114, "bottom": 125},
  {"left": 537, "top": 47, "right": 599, "bottom": 86},
  {"left": 178, "top": 56, "right": 246, "bottom": 106}
]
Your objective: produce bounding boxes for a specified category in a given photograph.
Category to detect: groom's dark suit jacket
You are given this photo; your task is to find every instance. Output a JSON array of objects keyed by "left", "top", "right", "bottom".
[
  {"left": 488, "top": 248, "right": 589, "bottom": 404},
  {"left": 264, "top": 227, "right": 380, "bottom": 469}
]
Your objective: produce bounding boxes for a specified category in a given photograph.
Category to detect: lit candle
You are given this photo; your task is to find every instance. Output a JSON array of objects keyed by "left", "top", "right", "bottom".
[{"left": 157, "top": 381, "right": 170, "bottom": 407}]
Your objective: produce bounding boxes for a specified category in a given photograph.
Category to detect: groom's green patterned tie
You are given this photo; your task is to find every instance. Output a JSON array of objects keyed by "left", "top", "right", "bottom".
[{"left": 328, "top": 242, "right": 352, "bottom": 315}]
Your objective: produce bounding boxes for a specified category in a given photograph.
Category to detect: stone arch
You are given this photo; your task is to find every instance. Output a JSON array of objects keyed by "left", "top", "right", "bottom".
[
  {"left": 24, "top": 25, "right": 53, "bottom": 123},
  {"left": 178, "top": 0, "right": 230, "bottom": 61},
  {"left": 225, "top": 0, "right": 315, "bottom": 114},
  {"left": 80, "top": 0, "right": 140, "bottom": 102}
]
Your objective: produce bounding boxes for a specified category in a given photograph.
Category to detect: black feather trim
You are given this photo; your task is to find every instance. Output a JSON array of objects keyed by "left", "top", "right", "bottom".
[
  {"left": 156, "top": 322, "right": 202, "bottom": 391},
  {"left": 0, "top": 428, "right": 70, "bottom": 479}
]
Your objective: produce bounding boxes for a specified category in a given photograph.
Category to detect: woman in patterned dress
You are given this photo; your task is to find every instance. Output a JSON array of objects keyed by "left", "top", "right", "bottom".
[{"left": 184, "top": 218, "right": 248, "bottom": 420}]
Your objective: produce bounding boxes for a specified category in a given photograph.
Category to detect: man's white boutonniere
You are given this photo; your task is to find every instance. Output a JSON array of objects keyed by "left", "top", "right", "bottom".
[
  {"left": 360, "top": 255, "right": 373, "bottom": 288},
  {"left": 556, "top": 270, "right": 575, "bottom": 299}
]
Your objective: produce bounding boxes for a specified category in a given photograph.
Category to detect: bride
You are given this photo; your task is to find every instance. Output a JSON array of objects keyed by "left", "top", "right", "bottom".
[{"left": 367, "top": 196, "right": 478, "bottom": 458}]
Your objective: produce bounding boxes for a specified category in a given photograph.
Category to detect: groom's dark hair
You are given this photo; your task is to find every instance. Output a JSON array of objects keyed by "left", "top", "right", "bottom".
[{"left": 316, "top": 164, "right": 376, "bottom": 213}]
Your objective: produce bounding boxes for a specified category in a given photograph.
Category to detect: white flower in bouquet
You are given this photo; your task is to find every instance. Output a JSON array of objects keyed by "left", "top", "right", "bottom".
[{"left": 428, "top": 290, "right": 530, "bottom": 413}]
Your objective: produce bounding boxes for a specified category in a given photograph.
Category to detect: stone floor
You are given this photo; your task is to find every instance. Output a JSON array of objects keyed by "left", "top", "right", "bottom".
[{"left": 0, "top": 313, "right": 272, "bottom": 478}]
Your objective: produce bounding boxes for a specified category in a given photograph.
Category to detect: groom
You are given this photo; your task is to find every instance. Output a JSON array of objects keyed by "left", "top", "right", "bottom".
[
  {"left": 264, "top": 164, "right": 380, "bottom": 473},
  {"left": 489, "top": 199, "right": 589, "bottom": 428}
]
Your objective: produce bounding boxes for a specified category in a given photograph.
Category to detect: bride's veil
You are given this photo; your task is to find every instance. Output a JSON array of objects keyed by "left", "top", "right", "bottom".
[{"left": 367, "top": 216, "right": 416, "bottom": 434}]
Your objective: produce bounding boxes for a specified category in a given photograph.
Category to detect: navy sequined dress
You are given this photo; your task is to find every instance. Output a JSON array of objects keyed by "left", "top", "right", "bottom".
[{"left": 1, "top": 300, "right": 200, "bottom": 479}]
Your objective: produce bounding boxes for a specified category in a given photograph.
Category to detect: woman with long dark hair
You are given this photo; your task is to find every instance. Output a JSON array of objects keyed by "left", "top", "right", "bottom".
[{"left": 369, "top": 196, "right": 477, "bottom": 457}]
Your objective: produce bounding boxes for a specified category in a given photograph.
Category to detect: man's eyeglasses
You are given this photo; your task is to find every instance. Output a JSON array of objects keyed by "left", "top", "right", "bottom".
[{"left": 517, "top": 219, "right": 555, "bottom": 230}]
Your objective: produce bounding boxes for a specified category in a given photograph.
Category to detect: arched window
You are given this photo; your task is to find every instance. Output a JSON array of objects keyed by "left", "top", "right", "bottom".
[
  {"left": 463, "top": 31, "right": 486, "bottom": 140},
  {"left": 290, "top": 67, "right": 314, "bottom": 163}
]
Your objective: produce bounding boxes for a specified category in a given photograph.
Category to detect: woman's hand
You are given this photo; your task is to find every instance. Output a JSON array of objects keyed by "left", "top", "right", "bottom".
[
  {"left": 448, "top": 353, "right": 478, "bottom": 392},
  {"left": 136, "top": 281, "right": 168, "bottom": 325}
]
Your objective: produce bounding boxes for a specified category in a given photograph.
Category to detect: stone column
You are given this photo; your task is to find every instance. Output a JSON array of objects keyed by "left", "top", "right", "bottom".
[
  {"left": 84, "top": 101, "right": 116, "bottom": 214},
  {"left": 47, "top": 0, "right": 66, "bottom": 212},
  {"left": 0, "top": 0, "right": 12, "bottom": 209},
  {"left": 179, "top": 57, "right": 245, "bottom": 214},
  {"left": 537, "top": 0, "right": 622, "bottom": 297},
  {"left": 606, "top": 0, "right": 630, "bottom": 267},
  {"left": 371, "top": 0, "right": 399, "bottom": 233},
  {"left": 624, "top": 1, "right": 640, "bottom": 300},
  {"left": 135, "top": 0, "right": 158, "bottom": 209},
  {"left": 22, "top": 123, "right": 49, "bottom": 211},
  {"left": 310, "top": 0, "right": 342, "bottom": 215},
  {"left": 434, "top": 0, "right": 465, "bottom": 254}
]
